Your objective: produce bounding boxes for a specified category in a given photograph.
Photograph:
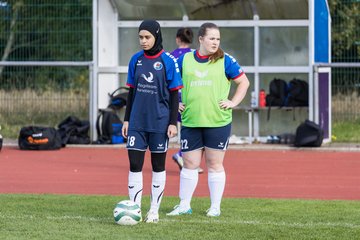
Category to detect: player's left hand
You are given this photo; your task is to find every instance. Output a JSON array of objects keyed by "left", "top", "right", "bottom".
[
  {"left": 167, "top": 124, "right": 177, "bottom": 138},
  {"left": 178, "top": 102, "right": 185, "bottom": 113},
  {"left": 219, "top": 99, "right": 236, "bottom": 109}
]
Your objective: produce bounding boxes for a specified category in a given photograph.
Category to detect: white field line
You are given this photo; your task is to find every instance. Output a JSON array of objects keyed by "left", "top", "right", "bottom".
[{"left": 0, "top": 214, "right": 359, "bottom": 229}]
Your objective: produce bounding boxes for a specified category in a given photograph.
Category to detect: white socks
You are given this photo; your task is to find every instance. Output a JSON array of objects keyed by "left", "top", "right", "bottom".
[
  {"left": 150, "top": 171, "right": 166, "bottom": 212},
  {"left": 178, "top": 169, "right": 225, "bottom": 211},
  {"left": 208, "top": 171, "right": 226, "bottom": 210},
  {"left": 129, "top": 169, "right": 225, "bottom": 212},
  {"left": 128, "top": 171, "right": 143, "bottom": 208},
  {"left": 128, "top": 171, "right": 166, "bottom": 213},
  {"left": 179, "top": 168, "right": 199, "bottom": 210}
]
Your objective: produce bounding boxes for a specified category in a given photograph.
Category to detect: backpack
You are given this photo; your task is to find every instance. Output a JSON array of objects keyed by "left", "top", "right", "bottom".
[
  {"left": 265, "top": 78, "right": 288, "bottom": 107},
  {"left": 294, "top": 120, "right": 324, "bottom": 147},
  {"left": 18, "top": 126, "right": 62, "bottom": 150},
  {"left": 108, "top": 87, "right": 129, "bottom": 110},
  {"left": 95, "top": 108, "right": 123, "bottom": 144},
  {"left": 0, "top": 127, "right": 2, "bottom": 151},
  {"left": 265, "top": 78, "right": 288, "bottom": 120},
  {"left": 265, "top": 78, "right": 309, "bottom": 120},
  {"left": 286, "top": 79, "right": 308, "bottom": 107}
]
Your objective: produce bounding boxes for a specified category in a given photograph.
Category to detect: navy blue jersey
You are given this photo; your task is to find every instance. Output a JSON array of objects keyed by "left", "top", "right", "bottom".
[{"left": 126, "top": 50, "right": 183, "bottom": 133}]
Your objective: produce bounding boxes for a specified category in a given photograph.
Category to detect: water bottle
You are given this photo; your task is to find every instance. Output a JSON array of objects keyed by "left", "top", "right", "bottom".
[
  {"left": 251, "top": 91, "right": 257, "bottom": 108},
  {"left": 0, "top": 125, "right": 2, "bottom": 151},
  {"left": 259, "top": 89, "right": 266, "bottom": 107},
  {"left": 111, "top": 123, "right": 124, "bottom": 144}
]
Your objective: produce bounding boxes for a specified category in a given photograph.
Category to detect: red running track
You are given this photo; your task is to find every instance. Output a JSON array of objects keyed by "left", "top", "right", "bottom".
[{"left": 0, "top": 146, "right": 360, "bottom": 200}]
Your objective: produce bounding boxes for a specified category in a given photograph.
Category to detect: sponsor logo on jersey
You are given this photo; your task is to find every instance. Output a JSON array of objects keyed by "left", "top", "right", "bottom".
[
  {"left": 153, "top": 61, "right": 163, "bottom": 70},
  {"left": 137, "top": 60, "right": 142, "bottom": 66},
  {"left": 137, "top": 83, "right": 157, "bottom": 94},
  {"left": 141, "top": 72, "right": 154, "bottom": 83},
  {"left": 195, "top": 70, "right": 208, "bottom": 78},
  {"left": 190, "top": 80, "right": 212, "bottom": 87}
]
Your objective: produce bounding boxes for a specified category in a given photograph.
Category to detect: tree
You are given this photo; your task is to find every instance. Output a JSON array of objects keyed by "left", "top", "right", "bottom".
[
  {"left": 0, "top": 0, "right": 23, "bottom": 75},
  {"left": 0, "top": 0, "right": 92, "bottom": 89},
  {"left": 329, "top": 0, "right": 360, "bottom": 62}
]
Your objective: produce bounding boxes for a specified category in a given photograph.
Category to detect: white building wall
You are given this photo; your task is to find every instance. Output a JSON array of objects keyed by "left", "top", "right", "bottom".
[{"left": 97, "top": 0, "right": 119, "bottom": 109}]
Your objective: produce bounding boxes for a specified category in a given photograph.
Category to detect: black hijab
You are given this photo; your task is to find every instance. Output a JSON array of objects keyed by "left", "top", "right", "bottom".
[{"left": 138, "top": 20, "right": 163, "bottom": 56}]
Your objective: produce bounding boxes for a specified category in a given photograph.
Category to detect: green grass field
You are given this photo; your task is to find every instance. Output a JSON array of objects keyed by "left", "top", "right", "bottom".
[
  {"left": 0, "top": 194, "right": 359, "bottom": 240},
  {"left": 332, "top": 120, "right": 360, "bottom": 142}
]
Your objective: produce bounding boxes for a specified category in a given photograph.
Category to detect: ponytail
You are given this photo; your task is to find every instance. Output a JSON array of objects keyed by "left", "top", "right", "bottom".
[
  {"left": 209, "top": 47, "right": 224, "bottom": 63},
  {"left": 176, "top": 27, "right": 193, "bottom": 44}
]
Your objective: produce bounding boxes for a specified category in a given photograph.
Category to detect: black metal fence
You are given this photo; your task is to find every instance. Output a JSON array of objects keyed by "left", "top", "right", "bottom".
[
  {"left": 0, "top": 0, "right": 359, "bottom": 139},
  {"left": 0, "top": 0, "right": 92, "bottom": 138},
  {"left": 330, "top": 0, "right": 360, "bottom": 122}
]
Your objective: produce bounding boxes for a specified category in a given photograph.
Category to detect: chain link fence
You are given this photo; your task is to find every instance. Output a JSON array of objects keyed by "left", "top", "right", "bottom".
[
  {"left": 330, "top": 0, "right": 360, "bottom": 122},
  {"left": 332, "top": 66, "right": 360, "bottom": 122},
  {"left": 0, "top": 0, "right": 359, "bottom": 139},
  {"left": 0, "top": 0, "right": 92, "bottom": 138}
]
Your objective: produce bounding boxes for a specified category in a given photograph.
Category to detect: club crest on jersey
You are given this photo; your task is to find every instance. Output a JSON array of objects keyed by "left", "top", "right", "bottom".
[{"left": 153, "top": 61, "right": 163, "bottom": 70}]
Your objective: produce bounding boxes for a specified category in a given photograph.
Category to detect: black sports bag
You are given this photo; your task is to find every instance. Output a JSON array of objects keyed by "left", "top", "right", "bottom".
[
  {"left": 294, "top": 120, "right": 324, "bottom": 147},
  {"left": 18, "top": 126, "right": 62, "bottom": 150}
]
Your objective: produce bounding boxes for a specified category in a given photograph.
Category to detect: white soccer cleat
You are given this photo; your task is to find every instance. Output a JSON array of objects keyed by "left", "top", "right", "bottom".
[
  {"left": 144, "top": 210, "right": 159, "bottom": 223},
  {"left": 166, "top": 205, "right": 192, "bottom": 216},
  {"left": 206, "top": 208, "right": 221, "bottom": 217}
]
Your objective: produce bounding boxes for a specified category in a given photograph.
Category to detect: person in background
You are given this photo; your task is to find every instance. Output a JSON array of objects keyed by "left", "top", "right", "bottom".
[
  {"left": 167, "top": 22, "right": 250, "bottom": 217},
  {"left": 171, "top": 27, "right": 194, "bottom": 60},
  {"left": 122, "top": 19, "right": 182, "bottom": 223},
  {"left": 170, "top": 27, "right": 203, "bottom": 174}
]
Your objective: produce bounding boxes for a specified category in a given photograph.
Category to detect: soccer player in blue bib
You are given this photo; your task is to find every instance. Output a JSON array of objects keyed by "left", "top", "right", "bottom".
[
  {"left": 167, "top": 22, "right": 250, "bottom": 217},
  {"left": 122, "top": 20, "right": 183, "bottom": 223}
]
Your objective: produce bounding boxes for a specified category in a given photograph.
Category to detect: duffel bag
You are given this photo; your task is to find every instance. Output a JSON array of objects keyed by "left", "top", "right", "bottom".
[{"left": 18, "top": 126, "right": 62, "bottom": 150}]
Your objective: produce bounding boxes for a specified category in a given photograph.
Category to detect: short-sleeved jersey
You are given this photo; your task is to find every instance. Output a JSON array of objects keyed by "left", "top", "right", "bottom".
[
  {"left": 170, "top": 47, "right": 192, "bottom": 59},
  {"left": 126, "top": 50, "right": 183, "bottom": 133},
  {"left": 177, "top": 50, "right": 244, "bottom": 80},
  {"left": 179, "top": 51, "right": 244, "bottom": 127}
]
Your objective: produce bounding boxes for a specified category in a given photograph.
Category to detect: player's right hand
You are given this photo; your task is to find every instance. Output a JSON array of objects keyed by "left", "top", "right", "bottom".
[{"left": 122, "top": 121, "right": 129, "bottom": 138}]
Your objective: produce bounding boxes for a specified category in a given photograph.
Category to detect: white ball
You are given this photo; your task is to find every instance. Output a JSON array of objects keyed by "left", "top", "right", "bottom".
[{"left": 113, "top": 200, "right": 142, "bottom": 225}]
